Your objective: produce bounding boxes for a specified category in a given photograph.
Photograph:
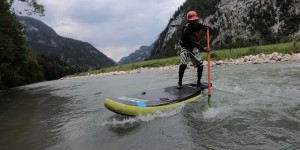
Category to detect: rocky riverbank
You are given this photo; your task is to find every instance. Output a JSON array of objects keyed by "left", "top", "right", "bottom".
[{"left": 61, "top": 52, "right": 300, "bottom": 80}]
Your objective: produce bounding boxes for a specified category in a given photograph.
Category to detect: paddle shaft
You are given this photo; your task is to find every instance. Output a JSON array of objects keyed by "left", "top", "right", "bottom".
[{"left": 207, "top": 28, "right": 211, "bottom": 98}]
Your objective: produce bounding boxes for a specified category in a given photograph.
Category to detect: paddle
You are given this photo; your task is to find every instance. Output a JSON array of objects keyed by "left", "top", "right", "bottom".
[{"left": 206, "top": 28, "right": 211, "bottom": 105}]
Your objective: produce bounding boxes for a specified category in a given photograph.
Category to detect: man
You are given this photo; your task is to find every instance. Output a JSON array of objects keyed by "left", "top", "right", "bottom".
[{"left": 177, "top": 10, "right": 212, "bottom": 89}]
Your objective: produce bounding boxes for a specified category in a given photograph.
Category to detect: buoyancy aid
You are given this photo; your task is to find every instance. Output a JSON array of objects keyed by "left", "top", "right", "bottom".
[{"left": 179, "top": 23, "right": 201, "bottom": 47}]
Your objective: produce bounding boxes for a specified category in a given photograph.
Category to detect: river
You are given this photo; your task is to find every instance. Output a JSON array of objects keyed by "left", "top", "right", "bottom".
[{"left": 0, "top": 61, "right": 299, "bottom": 150}]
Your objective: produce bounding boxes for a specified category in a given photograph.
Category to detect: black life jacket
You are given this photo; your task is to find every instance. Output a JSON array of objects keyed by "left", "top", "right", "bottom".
[{"left": 179, "top": 23, "right": 201, "bottom": 47}]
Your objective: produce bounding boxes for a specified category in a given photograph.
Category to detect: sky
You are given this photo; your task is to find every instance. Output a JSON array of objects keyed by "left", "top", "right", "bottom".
[{"left": 14, "top": 0, "right": 186, "bottom": 61}]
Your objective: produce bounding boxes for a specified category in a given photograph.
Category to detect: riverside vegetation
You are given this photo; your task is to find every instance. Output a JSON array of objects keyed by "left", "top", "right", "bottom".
[{"left": 68, "top": 41, "right": 300, "bottom": 78}]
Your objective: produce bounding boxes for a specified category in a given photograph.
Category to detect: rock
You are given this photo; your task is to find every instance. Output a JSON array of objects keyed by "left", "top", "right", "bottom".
[
  {"left": 216, "top": 61, "right": 222, "bottom": 66},
  {"left": 260, "top": 53, "right": 266, "bottom": 59},
  {"left": 244, "top": 56, "right": 249, "bottom": 62},
  {"left": 270, "top": 52, "right": 280, "bottom": 61},
  {"left": 250, "top": 55, "right": 258, "bottom": 61}
]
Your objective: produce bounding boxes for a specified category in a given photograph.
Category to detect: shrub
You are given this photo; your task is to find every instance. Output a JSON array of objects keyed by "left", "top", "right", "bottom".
[
  {"left": 249, "top": 46, "right": 260, "bottom": 55},
  {"left": 210, "top": 52, "right": 218, "bottom": 59}
]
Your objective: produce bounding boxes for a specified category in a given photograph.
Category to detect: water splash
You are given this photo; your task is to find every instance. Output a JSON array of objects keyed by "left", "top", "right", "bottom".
[
  {"left": 100, "top": 105, "right": 184, "bottom": 127},
  {"left": 202, "top": 106, "right": 232, "bottom": 119},
  {"left": 202, "top": 107, "right": 220, "bottom": 119}
]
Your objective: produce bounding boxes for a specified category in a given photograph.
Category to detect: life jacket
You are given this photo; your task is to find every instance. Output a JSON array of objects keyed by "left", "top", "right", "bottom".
[
  {"left": 193, "top": 29, "right": 201, "bottom": 42},
  {"left": 179, "top": 23, "right": 201, "bottom": 47}
]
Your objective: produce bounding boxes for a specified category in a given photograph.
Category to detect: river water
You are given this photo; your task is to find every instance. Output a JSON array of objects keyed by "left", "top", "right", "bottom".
[{"left": 0, "top": 62, "right": 300, "bottom": 150}]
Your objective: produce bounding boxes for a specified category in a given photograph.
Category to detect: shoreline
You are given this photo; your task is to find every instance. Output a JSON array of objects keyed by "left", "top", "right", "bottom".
[{"left": 61, "top": 52, "right": 300, "bottom": 80}]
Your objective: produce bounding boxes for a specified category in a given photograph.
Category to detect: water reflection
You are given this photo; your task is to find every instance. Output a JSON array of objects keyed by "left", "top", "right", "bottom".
[{"left": 0, "top": 86, "right": 85, "bottom": 150}]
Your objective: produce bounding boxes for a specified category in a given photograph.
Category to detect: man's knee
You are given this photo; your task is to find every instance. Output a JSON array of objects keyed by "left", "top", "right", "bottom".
[
  {"left": 179, "top": 64, "right": 187, "bottom": 70},
  {"left": 197, "top": 64, "right": 203, "bottom": 72},
  {"left": 196, "top": 61, "right": 203, "bottom": 67},
  {"left": 197, "top": 63, "right": 203, "bottom": 67}
]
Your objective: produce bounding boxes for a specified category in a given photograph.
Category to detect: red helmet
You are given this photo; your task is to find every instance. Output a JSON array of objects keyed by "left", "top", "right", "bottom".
[{"left": 187, "top": 11, "right": 199, "bottom": 21}]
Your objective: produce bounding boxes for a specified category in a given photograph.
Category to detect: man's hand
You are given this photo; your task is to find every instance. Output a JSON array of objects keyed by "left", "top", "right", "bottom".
[
  {"left": 203, "top": 47, "right": 211, "bottom": 53},
  {"left": 205, "top": 23, "right": 213, "bottom": 30}
]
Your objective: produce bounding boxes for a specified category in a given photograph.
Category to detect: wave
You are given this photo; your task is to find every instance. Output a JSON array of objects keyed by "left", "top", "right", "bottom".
[{"left": 100, "top": 105, "right": 185, "bottom": 127}]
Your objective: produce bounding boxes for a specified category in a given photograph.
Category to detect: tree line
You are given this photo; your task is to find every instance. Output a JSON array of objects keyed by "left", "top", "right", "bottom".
[{"left": 0, "top": 1, "right": 87, "bottom": 90}]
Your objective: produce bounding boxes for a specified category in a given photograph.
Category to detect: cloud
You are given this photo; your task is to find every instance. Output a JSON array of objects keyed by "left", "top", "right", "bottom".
[{"left": 15, "top": 0, "right": 185, "bottom": 61}]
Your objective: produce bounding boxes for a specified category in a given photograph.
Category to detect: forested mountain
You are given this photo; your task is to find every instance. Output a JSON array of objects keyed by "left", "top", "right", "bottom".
[
  {"left": 118, "top": 45, "right": 153, "bottom": 65},
  {"left": 17, "top": 16, "right": 116, "bottom": 68},
  {"left": 1, "top": 1, "right": 110, "bottom": 90},
  {"left": 150, "top": 0, "right": 300, "bottom": 59}
]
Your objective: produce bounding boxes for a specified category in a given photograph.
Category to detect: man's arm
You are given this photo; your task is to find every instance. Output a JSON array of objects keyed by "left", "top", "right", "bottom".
[{"left": 198, "top": 23, "right": 212, "bottom": 33}]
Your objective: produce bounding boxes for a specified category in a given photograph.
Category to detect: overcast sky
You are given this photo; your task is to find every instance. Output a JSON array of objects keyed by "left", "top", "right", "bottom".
[{"left": 14, "top": 0, "right": 185, "bottom": 61}]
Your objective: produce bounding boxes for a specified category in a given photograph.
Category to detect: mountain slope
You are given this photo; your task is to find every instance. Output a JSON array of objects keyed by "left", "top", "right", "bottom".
[
  {"left": 150, "top": 0, "right": 300, "bottom": 59},
  {"left": 17, "top": 16, "right": 116, "bottom": 68},
  {"left": 118, "top": 44, "right": 153, "bottom": 65}
]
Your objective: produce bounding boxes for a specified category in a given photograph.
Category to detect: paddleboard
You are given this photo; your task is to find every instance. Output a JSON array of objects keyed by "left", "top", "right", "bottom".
[{"left": 104, "top": 83, "right": 210, "bottom": 116}]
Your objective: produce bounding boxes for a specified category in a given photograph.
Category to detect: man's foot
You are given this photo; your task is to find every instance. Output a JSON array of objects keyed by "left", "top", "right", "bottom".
[
  {"left": 177, "top": 82, "right": 182, "bottom": 89},
  {"left": 197, "top": 82, "right": 202, "bottom": 88},
  {"left": 197, "top": 82, "right": 209, "bottom": 89},
  {"left": 197, "top": 82, "right": 207, "bottom": 89}
]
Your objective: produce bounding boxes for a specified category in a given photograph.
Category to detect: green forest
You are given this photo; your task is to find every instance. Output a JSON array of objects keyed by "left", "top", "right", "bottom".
[{"left": 0, "top": 1, "right": 86, "bottom": 90}]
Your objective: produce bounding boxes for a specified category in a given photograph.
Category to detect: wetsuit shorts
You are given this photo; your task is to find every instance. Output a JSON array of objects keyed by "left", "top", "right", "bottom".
[{"left": 180, "top": 47, "right": 203, "bottom": 67}]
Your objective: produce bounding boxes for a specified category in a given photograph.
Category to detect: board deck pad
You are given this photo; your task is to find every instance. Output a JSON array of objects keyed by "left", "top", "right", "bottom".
[{"left": 109, "top": 83, "right": 209, "bottom": 107}]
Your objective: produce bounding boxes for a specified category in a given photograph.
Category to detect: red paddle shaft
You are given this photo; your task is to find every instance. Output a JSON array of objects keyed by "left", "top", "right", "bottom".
[{"left": 207, "top": 28, "right": 211, "bottom": 97}]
